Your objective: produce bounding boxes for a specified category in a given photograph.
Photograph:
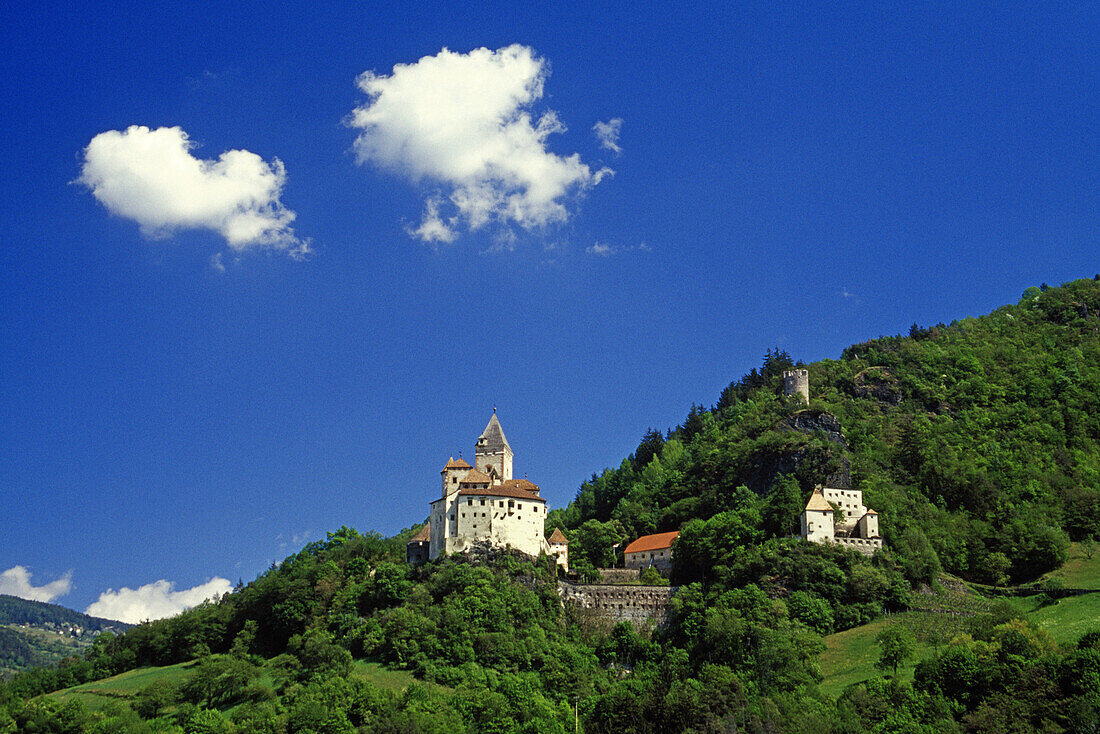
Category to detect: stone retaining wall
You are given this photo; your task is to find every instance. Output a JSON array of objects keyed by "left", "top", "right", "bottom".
[
  {"left": 558, "top": 581, "right": 676, "bottom": 625},
  {"left": 596, "top": 568, "right": 641, "bottom": 584}
]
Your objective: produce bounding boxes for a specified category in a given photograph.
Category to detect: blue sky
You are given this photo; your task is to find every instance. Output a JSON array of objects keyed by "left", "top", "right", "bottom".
[{"left": 1, "top": 2, "right": 1096, "bottom": 621}]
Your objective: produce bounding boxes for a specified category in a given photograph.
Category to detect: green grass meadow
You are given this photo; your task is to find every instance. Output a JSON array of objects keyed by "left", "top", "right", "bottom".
[
  {"left": 821, "top": 549, "right": 1100, "bottom": 698},
  {"left": 48, "top": 661, "right": 196, "bottom": 711},
  {"left": 44, "top": 656, "right": 424, "bottom": 716}
]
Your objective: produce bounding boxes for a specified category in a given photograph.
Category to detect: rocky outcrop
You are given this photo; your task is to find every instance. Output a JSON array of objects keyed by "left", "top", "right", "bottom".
[
  {"left": 851, "top": 366, "right": 902, "bottom": 406},
  {"left": 777, "top": 410, "right": 852, "bottom": 489}
]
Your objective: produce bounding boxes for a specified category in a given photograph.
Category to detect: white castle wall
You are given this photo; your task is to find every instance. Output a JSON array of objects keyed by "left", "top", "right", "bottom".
[
  {"left": 802, "top": 507, "right": 834, "bottom": 544},
  {"left": 823, "top": 486, "right": 867, "bottom": 526}
]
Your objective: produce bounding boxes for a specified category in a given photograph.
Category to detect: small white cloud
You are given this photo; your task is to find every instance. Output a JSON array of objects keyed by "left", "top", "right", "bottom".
[
  {"left": 586, "top": 242, "right": 615, "bottom": 256},
  {"left": 405, "top": 196, "right": 457, "bottom": 244},
  {"left": 77, "top": 125, "right": 308, "bottom": 257},
  {"left": 349, "top": 45, "right": 613, "bottom": 243},
  {"left": 481, "top": 228, "right": 518, "bottom": 255},
  {"left": 0, "top": 566, "right": 72, "bottom": 603},
  {"left": 586, "top": 241, "right": 650, "bottom": 257},
  {"left": 593, "top": 118, "right": 623, "bottom": 154},
  {"left": 210, "top": 252, "right": 225, "bottom": 273},
  {"left": 85, "top": 577, "right": 232, "bottom": 624}
]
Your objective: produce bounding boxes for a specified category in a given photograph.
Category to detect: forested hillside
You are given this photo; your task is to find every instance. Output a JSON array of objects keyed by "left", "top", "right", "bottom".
[
  {"left": 0, "top": 595, "right": 126, "bottom": 633},
  {"left": 0, "top": 596, "right": 127, "bottom": 677},
  {"left": 551, "top": 277, "right": 1100, "bottom": 588},
  {"left": 3, "top": 278, "right": 1100, "bottom": 733}
]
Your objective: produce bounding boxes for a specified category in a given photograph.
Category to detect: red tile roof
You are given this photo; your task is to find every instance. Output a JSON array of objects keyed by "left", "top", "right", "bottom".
[
  {"left": 443, "top": 457, "right": 472, "bottom": 470},
  {"left": 500, "top": 478, "right": 540, "bottom": 493},
  {"left": 548, "top": 528, "right": 568, "bottom": 544},
  {"left": 409, "top": 525, "right": 430, "bottom": 543},
  {"left": 624, "top": 531, "right": 679, "bottom": 554},
  {"left": 459, "top": 468, "right": 492, "bottom": 485},
  {"left": 457, "top": 485, "right": 545, "bottom": 501}
]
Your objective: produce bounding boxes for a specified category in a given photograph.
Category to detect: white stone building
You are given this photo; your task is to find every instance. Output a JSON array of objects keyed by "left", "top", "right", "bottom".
[
  {"left": 801, "top": 484, "right": 882, "bottom": 555},
  {"left": 425, "top": 413, "right": 568, "bottom": 570},
  {"left": 624, "top": 531, "right": 680, "bottom": 573}
]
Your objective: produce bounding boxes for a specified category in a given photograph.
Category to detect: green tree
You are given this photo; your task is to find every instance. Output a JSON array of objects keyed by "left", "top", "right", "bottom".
[
  {"left": 571, "top": 519, "right": 625, "bottom": 569},
  {"left": 762, "top": 475, "right": 804, "bottom": 538},
  {"left": 875, "top": 625, "right": 916, "bottom": 677}
]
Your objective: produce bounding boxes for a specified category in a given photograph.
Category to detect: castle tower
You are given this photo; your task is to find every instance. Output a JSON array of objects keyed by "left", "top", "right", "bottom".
[
  {"left": 801, "top": 485, "right": 834, "bottom": 544},
  {"left": 441, "top": 456, "right": 472, "bottom": 498},
  {"left": 475, "top": 411, "right": 513, "bottom": 483},
  {"left": 783, "top": 369, "right": 810, "bottom": 404}
]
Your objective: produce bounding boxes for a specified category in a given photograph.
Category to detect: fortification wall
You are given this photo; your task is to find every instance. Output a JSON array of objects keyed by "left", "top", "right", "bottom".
[
  {"left": 597, "top": 568, "right": 641, "bottom": 584},
  {"left": 834, "top": 536, "right": 882, "bottom": 556},
  {"left": 558, "top": 581, "right": 676, "bottom": 625}
]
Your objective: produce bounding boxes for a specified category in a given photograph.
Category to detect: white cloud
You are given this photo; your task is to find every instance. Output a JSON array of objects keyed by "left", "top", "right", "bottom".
[
  {"left": 85, "top": 577, "right": 232, "bottom": 624},
  {"left": 349, "top": 45, "right": 612, "bottom": 243},
  {"left": 586, "top": 242, "right": 615, "bottom": 256},
  {"left": 78, "top": 125, "right": 309, "bottom": 257},
  {"left": 586, "top": 241, "right": 651, "bottom": 257},
  {"left": 405, "top": 196, "right": 457, "bottom": 243},
  {"left": 593, "top": 118, "right": 623, "bottom": 154},
  {"left": 0, "top": 566, "right": 72, "bottom": 603}
]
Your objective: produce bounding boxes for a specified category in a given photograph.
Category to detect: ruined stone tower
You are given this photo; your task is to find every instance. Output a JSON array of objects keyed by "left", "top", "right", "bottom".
[{"left": 782, "top": 369, "right": 810, "bottom": 404}]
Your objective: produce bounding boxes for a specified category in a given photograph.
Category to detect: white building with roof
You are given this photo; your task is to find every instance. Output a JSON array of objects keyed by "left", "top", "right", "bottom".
[
  {"left": 425, "top": 412, "right": 568, "bottom": 569},
  {"left": 801, "top": 484, "right": 882, "bottom": 555},
  {"left": 624, "top": 531, "right": 680, "bottom": 573}
]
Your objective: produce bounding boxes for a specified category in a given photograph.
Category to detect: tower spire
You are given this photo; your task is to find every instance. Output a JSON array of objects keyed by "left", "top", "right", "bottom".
[{"left": 476, "top": 411, "right": 513, "bottom": 481}]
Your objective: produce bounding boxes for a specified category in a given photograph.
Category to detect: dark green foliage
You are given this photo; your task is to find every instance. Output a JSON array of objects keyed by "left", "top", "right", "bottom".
[
  {"left": 559, "top": 278, "right": 1100, "bottom": 587},
  {"left": 875, "top": 625, "right": 916, "bottom": 675},
  {"left": 6, "top": 279, "right": 1100, "bottom": 731}
]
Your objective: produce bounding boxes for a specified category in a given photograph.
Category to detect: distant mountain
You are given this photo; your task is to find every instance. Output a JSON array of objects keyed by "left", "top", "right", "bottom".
[
  {"left": 0, "top": 594, "right": 127, "bottom": 631},
  {"left": 0, "top": 595, "right": 128, "bottom": 676}
]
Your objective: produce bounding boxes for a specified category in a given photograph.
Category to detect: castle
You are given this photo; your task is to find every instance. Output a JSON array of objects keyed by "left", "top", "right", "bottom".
[
  {"left": 801, "top": 484, "right": 881, "bottom": 555},
  {"left": 783, "top": 369, "right": 883, "bottom": 555},
  {"left": 420, "top": 413, "right": 568, "bottom": 570}
]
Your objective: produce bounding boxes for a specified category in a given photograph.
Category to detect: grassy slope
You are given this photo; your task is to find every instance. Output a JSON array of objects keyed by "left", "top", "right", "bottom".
[
  {"left": 822, "top": 548, "right": 1100, "bottom": 696},
  {"left": 818, "top": 614, "right": 933, "bottom": 698},
  {"left": 1040, "top": 542, "right": 1100, "bottom": 590},
  {"left": 1027, "top": 593, "right": 1100, "bottom": 645},
  {"left": 48, "top": 661, "right": 196, "bottom": 711},
  {"left": 44, "top": 658, "right": 423, "bottom": 713}
]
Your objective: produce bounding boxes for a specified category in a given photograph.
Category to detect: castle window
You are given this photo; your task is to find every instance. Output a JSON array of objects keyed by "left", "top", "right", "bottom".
[
  {"left": 517, "top": 504, "right": 522, "bottom": 509},
  {"left": 467, "top": 499, "right": 473, "bottom": 505},
  {"left": 480, "top": 499, "right": 485, "bottom": 505}
]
